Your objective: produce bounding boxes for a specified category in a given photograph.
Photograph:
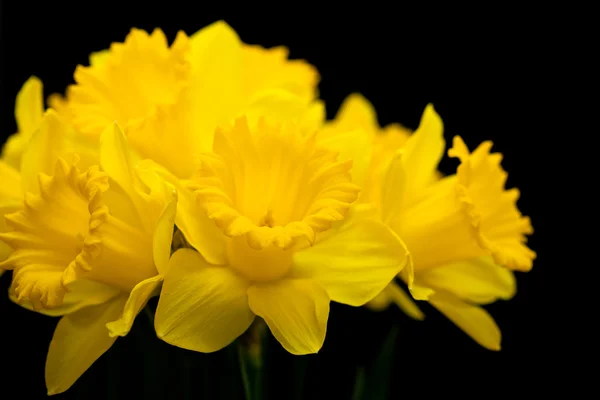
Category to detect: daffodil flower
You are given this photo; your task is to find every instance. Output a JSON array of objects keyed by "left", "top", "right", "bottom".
[
  {"left": 49, "top": 21, "right": 321, "bottom": 179},
  {"left": 0, "top": 115, "right": 177, "bottom": 394},
  {"left": 152, "top": 116, "right": 410, "bottom": 355},
  {"left": 1, "top": 77, "right": 100, "bottom": 271},
  {"left": 323, "top": 95, "right": 536, "bottom": 350}
]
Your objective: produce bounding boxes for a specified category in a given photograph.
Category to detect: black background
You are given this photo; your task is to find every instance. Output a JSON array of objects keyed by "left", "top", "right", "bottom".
[{"left": 0, "top": 2, "right": 560, "bottom": 399}]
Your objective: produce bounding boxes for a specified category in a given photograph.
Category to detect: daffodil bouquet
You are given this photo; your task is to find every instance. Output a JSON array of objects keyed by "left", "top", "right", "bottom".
[{"left": 0, "top": 21, "right": 535, "bottom": 397}]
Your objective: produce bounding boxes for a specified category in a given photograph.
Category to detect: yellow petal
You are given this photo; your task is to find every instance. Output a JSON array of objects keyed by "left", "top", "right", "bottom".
[
  {"left": 45, "top": 295, "right": 127, "bottom": 395},
  {"left": 0, "top": 176, "right": 21, "bottom": 264},
  {"left": 1, "top": 77, "right": 44, "bottom": 168},
  {"left": 247, "top": 279, "right": 329, "bottom": 355},
  {"left": 155, "top": 249, "right": 254, "bottom": 352},
  {"left": 366, "top": 289, "right": 393, "bottom": 311},
  {"left": 189, "top": 20, "right": 243, "bottom": 153},
  {"left": 15, "top": 76, "right": 44, "bottom": 138},
  {"left": 89, "top": 49, "right": 110, "bottom": 67},
  {"left": 292, "top": 209, "right": 408, "bottom": 306},
  {"left": 19, "top": 110, "right": 67, "bottom": 195},
  {"left": 19, "top": 110, "right": 99, "bottom": 196},
  {"left": 318, "top": 94, "right": 378, "bottom": 188},
  {"left": 328, "top": 94, "right": 379, "bottom": 135},
  {"left": 399, "top": 103, "right": 445, "bottom": 201},
  {"left": 418, "top": 256, "right": 515, "bottom": 304},
  {"left": 0, "top": 162, "right": 21, "bottom": 201},
  {"left": 245, "top": 89, "right": 325, "bottom": 134},
  {"left": 386, "top": 282, "right": 425, "bottom": 320},
  {"left": 429, "top": 290, "right": 501, "bottom": 351},
  {"left": 143, "top": 160, "right": 227, "bottom": 265},
  {"left": 242, "top": 44, "right": 319, "bottom": 103},
  {"left": 99, "top": 122, "right": 140, "bottom": 197},
  {"left": 152, "top": 190, "right": 177, "bottom": 275},
  {"left": 99, "top": 122, "right": 176, "bottom": 235},
  {"left": 106, "top": 274, "right": 163, "bottom": 337},
  {"left": 380, "top": 152, "right": 406, "bottom": 223},
  {"left": 10, "top": 278, "right": 121, "bottom": 317}
]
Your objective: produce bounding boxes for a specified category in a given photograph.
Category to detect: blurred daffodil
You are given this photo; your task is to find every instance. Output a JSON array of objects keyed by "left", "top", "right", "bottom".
[
  {"left": 322, "top": 95, "right": 535, "bottom": 350},
  {"left": 0, "top": 114, "right": 176, "bottom": 394},
  {"left": 49, "top": 21, "right": 321, "bottom": 179},
  {"left": 152, "top": 116, "right": 409, "bottom": 355}
]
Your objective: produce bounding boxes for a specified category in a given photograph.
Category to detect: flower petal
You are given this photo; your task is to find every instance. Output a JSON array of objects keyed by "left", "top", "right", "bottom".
[
  {"left": 385, "top": 282, "right": 425, "bottom": 320},
  {"left": 15, "top": 76, "right": 44, "bottom": 138},
  {"left": 152, "top": 190, "right": 177, "bottom": 275},
  {"left": 45, "top": 295, "right": 127, "bottom": 395},
  {"left": 380, "top": 152, "right": 406, "bottom": 223},
  {"left": 155, "top": 249, "right": 254, "bottom": 352},
  {"left": 106, "top": 274, "right": 163, "bottom": 337},
  {"left": 19, "top": 110, "right": 99, "bottom": 196},
  {"left": 19, "top": 110, "right": 68, "bottom": 195},
  {"left": 0, "top": 162, "right": 22, "bottom": 202},
  {"left": 99, "top": 122, "right": 140, "bottom": 197},
  {"left": 318, "top": 94, "right": 379, "bottom": 188},
  {"left": 429, "top": 290, "right": 501, "bottom": 351},
  {"left": 0, "top": 201, "right": 20, "bottom": 262},
  {"left": 247, "top": 279, "right": 329, "bottom": 355},
  {"left": 1, "top": 76, "right": 44, "bottom": 168},
  {"left": 399, "top": 103, "right": 445, "bottom": 198},
  {"left": 241, "top": 44, "right": 319, "bottom": 103},
  {"left": 143, "top": 160, "right": 227, "bottom": 265},
  {"left": 189, "top": 20, "right": 243, "bottom": 153},
  {"left": 245, "top": 89, "right": 325, "bottom": 134},
  {"left": 419, "top": 256, "right": 516, "bottom": 304},
  {"left": 10, "top": 278, "right": 121, "bottom": 317},
  {"left": 292, "top": 209, "right": 408, "bottom": 306}
]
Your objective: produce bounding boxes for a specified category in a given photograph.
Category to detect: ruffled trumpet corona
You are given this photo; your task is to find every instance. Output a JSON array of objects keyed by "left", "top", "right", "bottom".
[{"left": 153, "top": 116, "right": 409, "bottom": 355}]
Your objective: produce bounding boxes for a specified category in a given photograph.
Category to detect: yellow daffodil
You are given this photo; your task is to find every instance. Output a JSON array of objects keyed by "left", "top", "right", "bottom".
[
  {"left": 0, "top": 114, "right": 177, "bottom": 394},
  {"left": 322, "top": 95, "right": 535, "bottom": 350},
  {"left": 1, "top": 77, "right": 98, "bottom": 271},
  {"left": 49, "top": 21, "right": 321, "bottom": 179},
  {"left": 152, "top": 115, "right": 409, "bottom": 355}
]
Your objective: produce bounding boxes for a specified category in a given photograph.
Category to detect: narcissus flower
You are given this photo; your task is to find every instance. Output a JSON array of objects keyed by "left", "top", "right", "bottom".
[
  {"left": 1, "top": 77, "right": 101, "bottom": 272},
  {"left": 152, "top": 116, "right": 409, "bottom": 355},
  {"left": 0, "top": 115, "right": 176, "bottom": 394},
  {"left": 49, "top": 21, "right": 321, "bottom": 179},
  {"left": 322, "top": 95, "right": 535, "bottom": 350}
]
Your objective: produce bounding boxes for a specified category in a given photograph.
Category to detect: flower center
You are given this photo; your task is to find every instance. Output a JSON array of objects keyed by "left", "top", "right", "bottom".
[{"left": 187, "top": 117, "right": 360, "bottom": 282}]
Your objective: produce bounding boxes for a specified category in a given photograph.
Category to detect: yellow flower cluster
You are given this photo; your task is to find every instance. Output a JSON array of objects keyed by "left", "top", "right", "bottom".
[{"left": 0, "top": 21, "right": 535, "bottom": 395}]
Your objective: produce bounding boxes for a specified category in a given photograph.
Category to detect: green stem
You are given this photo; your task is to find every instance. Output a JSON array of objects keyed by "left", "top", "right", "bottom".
[
  {"left": 238, "top": 342, "right": 252, "bottom": 400},
  {"left": 352, "top": 366, "right": 366, "bottom": 400}
]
